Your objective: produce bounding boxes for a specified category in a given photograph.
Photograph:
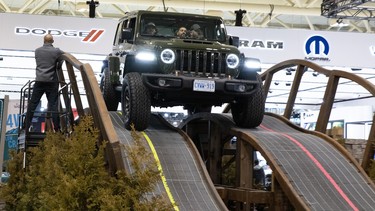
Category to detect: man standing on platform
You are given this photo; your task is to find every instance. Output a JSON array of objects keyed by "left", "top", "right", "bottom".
[{"left": 25, "top": 34, "right": 64, "bottom": 132}]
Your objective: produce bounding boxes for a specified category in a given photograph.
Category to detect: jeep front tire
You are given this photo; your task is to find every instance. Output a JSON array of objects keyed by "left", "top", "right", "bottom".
[
  {"left": 122, "top": 72, "right": 151, "bottom": 131},
  {"left": 100, "top": 67, "right": 119, "bottom": 111},
  {"left": 231, "top": 75, "right": 265, "bottom": 128}
]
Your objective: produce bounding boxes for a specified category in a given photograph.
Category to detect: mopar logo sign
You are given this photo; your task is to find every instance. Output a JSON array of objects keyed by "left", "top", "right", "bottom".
[
  {"left": 15, "top": 27, "right": 104, "bottom": 43},
  {"left": 304, "top": 35, "right": 330, "bottom": 62}
]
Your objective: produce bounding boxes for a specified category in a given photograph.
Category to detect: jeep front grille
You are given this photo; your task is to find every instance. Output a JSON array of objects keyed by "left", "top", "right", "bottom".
[{"left": 175, "top": 50, "right": 227, "bottom": 78}]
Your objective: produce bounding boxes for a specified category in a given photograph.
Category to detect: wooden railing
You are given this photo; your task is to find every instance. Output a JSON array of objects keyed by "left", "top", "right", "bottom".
[
  {"left": 261, "top": 59, "right": 375, "bottom": 172},
  {"left": 60, "top": 53, "right": 125, "bottom": 175}
]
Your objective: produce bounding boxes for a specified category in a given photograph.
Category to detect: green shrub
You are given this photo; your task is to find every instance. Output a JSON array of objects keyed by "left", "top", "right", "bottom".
[{"left": 0, "top": 116, "right": 173, "bottom": 210}]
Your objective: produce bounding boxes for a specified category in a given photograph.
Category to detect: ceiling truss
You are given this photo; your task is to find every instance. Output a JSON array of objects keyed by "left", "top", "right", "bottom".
[
  {"left": 321, "top": 0, "right": 375, "bottom": 20},
  {"left": 0, "top": 0, "right": 374, "bottom": 33}
]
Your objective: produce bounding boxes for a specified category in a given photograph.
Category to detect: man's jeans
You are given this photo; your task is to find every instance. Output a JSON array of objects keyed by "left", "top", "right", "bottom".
[{"left": 25, "top": 81, "right": 60, "bottom": 131}]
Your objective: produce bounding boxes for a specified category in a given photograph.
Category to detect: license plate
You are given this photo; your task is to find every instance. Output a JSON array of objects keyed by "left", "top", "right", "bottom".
[{"left": 193, "top": 80, "right": 215, "bottom": 92}]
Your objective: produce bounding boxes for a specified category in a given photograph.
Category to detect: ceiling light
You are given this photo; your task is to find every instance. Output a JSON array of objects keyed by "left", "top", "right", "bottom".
[
  {"left": 87, "top": 0, "right": 99, "bottom": 18},
  {"left": 76, "top": 3, "right": 89, "bottom": 12},
  {"left": 234, "top": 9, "right": 246, "bottom": 26}
]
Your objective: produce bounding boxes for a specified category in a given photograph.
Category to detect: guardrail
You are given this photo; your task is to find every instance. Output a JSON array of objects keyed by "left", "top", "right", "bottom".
[
  {"left": 60, "top": 53, "right": 125, "bottom": 175},
  {"left": 261, "top": 59, "right": 375, "bottom": 172}
]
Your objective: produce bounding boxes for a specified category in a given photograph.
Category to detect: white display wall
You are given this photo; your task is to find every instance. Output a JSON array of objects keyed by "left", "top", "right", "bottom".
[
  {"left": 1, "top": 12, "right": 375, "bottom": 110},
  {"left": 0, "top": 13, "right": 118, "bottom": 102}
]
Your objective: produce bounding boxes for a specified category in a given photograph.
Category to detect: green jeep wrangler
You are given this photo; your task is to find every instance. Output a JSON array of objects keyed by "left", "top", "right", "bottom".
[{"left": 100, "top": 10, "right": 265, "bottom": 131}]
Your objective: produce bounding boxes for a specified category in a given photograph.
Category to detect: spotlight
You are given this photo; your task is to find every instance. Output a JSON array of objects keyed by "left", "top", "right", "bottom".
[
  {"left": 274, "top": 81, "right": 279, "bottom": 85},
  {"left": 86, "top": 0, "right": 99, "bottom": 18},
  {"left": 234, "top": 9, "right": 247, "bottom": 26}
]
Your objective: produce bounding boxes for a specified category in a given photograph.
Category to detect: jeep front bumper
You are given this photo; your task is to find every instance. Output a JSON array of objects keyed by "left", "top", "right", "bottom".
[{"left": 142, "top": 73, "right": 259, "bottom": 98}]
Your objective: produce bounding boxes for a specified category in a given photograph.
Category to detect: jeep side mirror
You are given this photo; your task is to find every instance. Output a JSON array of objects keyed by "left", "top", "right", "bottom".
[
  {"left": 229, "top": 36, "right": 240, "bottom": 48},
  {"left": 121, "top": 28, "right": 133, "bottom": 43}
]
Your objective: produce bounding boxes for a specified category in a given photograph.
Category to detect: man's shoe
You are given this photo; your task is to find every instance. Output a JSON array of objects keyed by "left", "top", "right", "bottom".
[{"left": 53, "top": 128, "right": 62, "bottom": 133}]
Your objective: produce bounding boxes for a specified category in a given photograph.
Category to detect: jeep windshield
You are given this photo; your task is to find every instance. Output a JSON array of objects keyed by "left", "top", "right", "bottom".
[{"left": 140, "top": 13, "right": 227, "bottom": 42}]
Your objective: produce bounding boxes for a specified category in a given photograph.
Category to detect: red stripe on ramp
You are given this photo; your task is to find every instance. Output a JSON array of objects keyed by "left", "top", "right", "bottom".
[{"left": 260, "top": 124, "right": 359, "bottom": 211}]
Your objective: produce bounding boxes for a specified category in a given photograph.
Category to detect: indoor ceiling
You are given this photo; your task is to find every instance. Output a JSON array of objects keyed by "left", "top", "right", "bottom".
[{"left": 0, "top": 0, "right": 375, "bottom": 33}]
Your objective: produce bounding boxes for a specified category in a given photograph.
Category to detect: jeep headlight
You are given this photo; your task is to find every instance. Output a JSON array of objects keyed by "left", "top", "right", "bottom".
[
  {"left": 160, "top": 49, "right": 175, "bottom": 64},
  {"left": 226, "top": 54, "right": 240, "bottom": 69},
  {"left": 135, "top": 52, "right": 156, "bottom": 61}
]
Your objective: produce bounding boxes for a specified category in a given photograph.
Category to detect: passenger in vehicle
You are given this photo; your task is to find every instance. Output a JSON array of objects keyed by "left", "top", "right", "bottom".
[
  {"left": 190, "top": 24, "right": 204, "bottom": 39},
  {"left": 143, "top": 22, "right": 157, "bottom": 35},
  {"left": 176, "top": 26, "right": 187, "bottom": 38}
]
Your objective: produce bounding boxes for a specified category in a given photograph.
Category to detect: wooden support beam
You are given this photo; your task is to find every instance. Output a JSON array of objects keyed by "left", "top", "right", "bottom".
[
  {"left": 283, "top": 65, "right": 305, "bottom": 119},
  {"left": 216, "top": 186, "right": 273, "bottom": 204},
  {"left": 208, "top": 122, "right": 223, "bottom": 184},
  {"left": 315, "top": 74, "right": 339, "bottom": 133},
  {"left": 236, "top": 137, "right": 252, "bottom": 188}
]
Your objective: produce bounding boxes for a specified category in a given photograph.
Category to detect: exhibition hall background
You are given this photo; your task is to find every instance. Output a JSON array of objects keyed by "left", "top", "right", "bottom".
[{"left": 1, "top": 12, "right": 375, "bottom": 134}]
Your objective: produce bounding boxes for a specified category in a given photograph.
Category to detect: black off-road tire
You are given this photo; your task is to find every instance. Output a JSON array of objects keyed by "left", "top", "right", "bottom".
[
  {"left": 231, "top": 74, "right": 265, "bottom": 128},
  {"left": 100, "top": 68, "right": 119, "bottom": 111},
  {"left": 122, "top": 72, "right": 151, "bottom": 131}
]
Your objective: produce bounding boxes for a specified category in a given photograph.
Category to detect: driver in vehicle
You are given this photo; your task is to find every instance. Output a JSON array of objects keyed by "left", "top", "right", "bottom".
[{"left": 176, "top": 26, "right": 187, "bottom": 38}]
